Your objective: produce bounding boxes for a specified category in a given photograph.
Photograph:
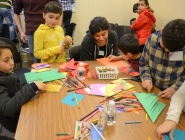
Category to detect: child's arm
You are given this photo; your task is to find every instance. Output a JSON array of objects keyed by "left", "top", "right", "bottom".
[
  {"left": 157, "top": 81, "right": 185, "bottom": 139},
  {"left": 0, "top": 81, "right": 45, "bottom": 117},
  {"left": 131, "top": 14, "right": 148, "bottom": 30}
]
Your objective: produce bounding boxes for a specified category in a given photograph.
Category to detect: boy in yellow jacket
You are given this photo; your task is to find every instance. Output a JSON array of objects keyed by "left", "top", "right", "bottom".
[{"left": 34, "top": 1, "right": 72, "bottom": 62}]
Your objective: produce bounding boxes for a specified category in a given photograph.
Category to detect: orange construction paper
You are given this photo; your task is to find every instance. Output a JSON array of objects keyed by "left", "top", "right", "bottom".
[
  {"left": 119, "top": 66, "right": 139, "bottom": 76},
  {"left": 64, "top": 58, "right": 75, "bottom": 70},
  {"left": 59, "top": 62, "right": 92, "bottom": 78},
  {"left": 96, "top": 58, "right": 130, "bottom": 68}
]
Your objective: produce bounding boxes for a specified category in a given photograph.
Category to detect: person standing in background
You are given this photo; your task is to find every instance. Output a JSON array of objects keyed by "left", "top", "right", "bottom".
[
  {"left": 59, "top": 0, "right": 75, "bottom": 36},
  {"left": 0, "top": 0, "right": 16, "bottom": 42},
  {"left": 13, "top": 0, "right": 61, "bottom": 62}
]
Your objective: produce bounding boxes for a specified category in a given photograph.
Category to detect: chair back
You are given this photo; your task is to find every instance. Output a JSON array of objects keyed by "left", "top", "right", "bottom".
[
  {"left": 116, "top": 25, "right": 135, "bottom": 39},
  {"left": 68, "top": 45, "right": 81, "bottom": 61},
  {"left": 0, "top": 37, "right": 22, "bottom": 66},
  {"left": 0, "top": 24, "right": 10, "bottom": 39},
  {"left": 69, "top": 23, "right": 77, "bottom": 43},
  {"left": 109, "top": 23, "right": 118, "bottom": 31},
  {"left": 0, "top": 135, "right": 15, "bottom": 140}
]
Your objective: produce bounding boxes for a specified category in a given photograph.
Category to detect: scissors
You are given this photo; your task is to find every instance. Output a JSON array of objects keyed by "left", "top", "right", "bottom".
[{"left": 121, "top": 76, "right": 141, "bottom": 82}]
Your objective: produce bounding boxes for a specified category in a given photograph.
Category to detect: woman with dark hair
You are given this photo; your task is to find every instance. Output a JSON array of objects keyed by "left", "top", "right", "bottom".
[{"left": 80, "top": 16, "right": 122, "bottom": 61}]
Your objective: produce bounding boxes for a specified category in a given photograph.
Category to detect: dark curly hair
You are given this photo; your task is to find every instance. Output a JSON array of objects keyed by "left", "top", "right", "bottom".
[
  {"left": 118, "top": 34, "right": 140, "bottom": 54},
  {"left": 162, "top": 19, "right": 185, "bottom": 52},
  {"left": 44, "top": 1, "right": 62, "bottom": 15},
  {"left": 89, "top": 17, "right": 110, "bottom": 35}
]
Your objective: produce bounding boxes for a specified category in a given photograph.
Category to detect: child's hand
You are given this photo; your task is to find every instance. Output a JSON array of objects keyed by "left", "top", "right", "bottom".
[
  {"left": 60, "top": 46, "right": 65, "bottom": 53},
  {"left": 158, "top": 87, "right": 175, "bottom": 99},
  {"left": 34, "top": 81, "right": 46, "bottom": 91},
  {"left": 65, "top": 36, "right": 72, "bottom": 45},
  {"left": 157, "top": 120, "right": 176, "bottom": 139},
  {"left": 142, "top": 80, "right": 153, "bottom": 92},
  {"left": 107, "top": 55, "right": 123, "bottom": 62}
]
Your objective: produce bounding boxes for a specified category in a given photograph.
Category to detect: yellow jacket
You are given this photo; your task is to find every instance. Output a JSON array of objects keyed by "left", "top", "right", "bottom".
[{"left": 34, "top": 24, "right": 70, "bottom": 62}]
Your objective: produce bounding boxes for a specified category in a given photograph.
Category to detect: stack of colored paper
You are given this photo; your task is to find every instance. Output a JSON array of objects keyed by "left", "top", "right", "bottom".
[{"left": 134, "top": 93, "right": 166, "bottom": 123}]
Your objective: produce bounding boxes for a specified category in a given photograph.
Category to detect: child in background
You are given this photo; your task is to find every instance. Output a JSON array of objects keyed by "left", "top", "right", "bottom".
[
  {"left": 133, "top": 3, "right": 139, "bottom": 13},
  {"left": 34, "top": 1, "right": 72, "bottom": 62},
  {"left": 0, "top": 42, "right": 46, "bottom": 133},
  {"left": 117, "top": 34, "right": 141, "bottom": 72},
  {"left": 157, "top": 82, "right": 185, "bottom": 139},
  {"left": 130, "top": 18, "right": 136, "bottom": 25},
  {"left": 131, "top": 0, "right": 156, "bottom": 52}
]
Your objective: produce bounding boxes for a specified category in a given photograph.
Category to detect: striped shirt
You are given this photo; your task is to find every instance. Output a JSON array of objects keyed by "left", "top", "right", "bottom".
[
  {"left": 59, "top": 0, "right": 74, "bottom": 11},
  {"left": 139, "top": 31, "right": 185, "bottom": 91}
]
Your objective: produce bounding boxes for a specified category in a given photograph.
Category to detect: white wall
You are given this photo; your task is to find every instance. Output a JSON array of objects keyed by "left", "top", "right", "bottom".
[
  {"left": 71, "top": 0, "right": 185, "bottom": 45},
  {"left": 20, "top": 0, "right": 185, "bottom": 45}
]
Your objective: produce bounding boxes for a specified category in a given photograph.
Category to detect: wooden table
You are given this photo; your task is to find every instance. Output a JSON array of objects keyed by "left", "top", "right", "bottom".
[{"left": 15, "top": 61, "right": 185, "bottom": 140}]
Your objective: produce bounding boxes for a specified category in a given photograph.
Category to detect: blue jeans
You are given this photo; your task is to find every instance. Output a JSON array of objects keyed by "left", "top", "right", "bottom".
[
  {"left": 0, "top": 8, "right": 15, "bottom": 40},
  {"left": 26, "top": 35, "right": 39, "bottom": 63}
]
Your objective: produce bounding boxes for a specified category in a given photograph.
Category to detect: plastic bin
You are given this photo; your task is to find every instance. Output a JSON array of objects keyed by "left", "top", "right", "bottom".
[{"left": 95, "top": 66, "right": 119, "bottom": 79}]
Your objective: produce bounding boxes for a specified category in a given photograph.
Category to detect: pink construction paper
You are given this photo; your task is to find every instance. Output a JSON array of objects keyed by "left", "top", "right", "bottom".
[{"left": 89, "top": 84, "right": 106, "bottom": 96}]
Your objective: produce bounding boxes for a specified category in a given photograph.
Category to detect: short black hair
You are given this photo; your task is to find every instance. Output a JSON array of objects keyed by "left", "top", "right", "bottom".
[
  {"left": 0, "top": 41, "right": 13, "bottom": 56},
  {"left": 162, "top": 19, "right": 185, "bottom": 52},
  {"left": 118, "top": 34, "right": 140, "bottom": 54},
  {"left": 44, "top": 1, "right": 62, "bottom": 15},
  {"left": 130, "top": 18, "right": 136, "bottom": 25},
  {"left": 89, "top": 17, "right": 110, "bottom": 35},
  {"left": 133, "top": 3, "right": 138, "bottom": 13}
]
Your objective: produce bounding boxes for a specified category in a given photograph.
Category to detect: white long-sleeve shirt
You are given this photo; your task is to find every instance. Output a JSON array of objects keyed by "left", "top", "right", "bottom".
[{"left": 166, "top": 81, "right": 185, "bottom": 123}]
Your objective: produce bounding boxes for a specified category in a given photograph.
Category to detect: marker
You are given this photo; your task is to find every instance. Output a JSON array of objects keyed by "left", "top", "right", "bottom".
[
  {"left": 67, "top": 86, "right": 90, "bottom": 92},
  {"left": 146, "top": 114, "right": 148, "bottom": 122},
  {"left": 73, "top": 92, "right": 80, "bottom": 109},
  {"left": 125, "top": 120, "right": 142, "bottom": 124},
  {"left": 56, "top": 132, "right": 71, "bottom": 136},
  {"left": 92, "top": 119, "right": 99, "bottom": 124},
  {"left": 79, "top": 108, "right": 99, "bottom": 121}
]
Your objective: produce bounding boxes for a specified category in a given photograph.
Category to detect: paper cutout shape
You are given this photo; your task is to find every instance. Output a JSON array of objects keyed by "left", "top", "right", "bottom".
[
  {"left": 105, "top": 84, "right": 122, "bottom": 96},
  {"left": 111, "top": 79, "right": 135, "bottom": 90},
  {"left": 96, "top": 57, "right": 130, "bottom": 68},
  {"left": 74, "top": 87, "right": 90, "bottom": 95},
  {"left": 119, "top": 66, "right": 139, "bottom": 76},
  {"left": 32, "top": 63, "right": 51, "bottom": 70},
  {"left": 89, "top": 84, "right": 106, "bottom": 96},
  {"left": 31, "top": 68, "right": 51, "bottom": 73},
  {"left": 25, "top": 68, "right": 65, "bottom": 83},
  {"left": 65, "top": 58, "right": 75, "bottom": 70},
  {"left": 134, "top": 93, "right": 166, "bottom": 123},
  {"left": 61, "top": 92, "right": 84, "bottom": 107},
  {"left": 45, "top": 84, "right": 62, "bottom": 92},
  {"left": 59, "top": 62, "right": 92, "bottom": 78},
  {"left": 163, "top": 129, "right": 185, "bottom": 140},
  {"left": 91, "top": 123, "right": 104, "bottom": 140}
]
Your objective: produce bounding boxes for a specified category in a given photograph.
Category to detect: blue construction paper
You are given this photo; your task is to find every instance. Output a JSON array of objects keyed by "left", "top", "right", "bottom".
[
  {"left": 25, "top": 68, "right": 65, "bottom": 83},
  {"left": 61, "top": 92, "right": 84, "bottom": 106},
  {"left": 91, "top": 124, "right": 103, "bottom": 140},
  {"left": 164, "top": 129, "right": 185, "bottom": 140}
]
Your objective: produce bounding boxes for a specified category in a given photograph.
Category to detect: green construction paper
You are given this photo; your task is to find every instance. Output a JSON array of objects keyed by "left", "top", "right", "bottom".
[
  {"left": 24, "top": 68, "right": 65, "bottom": 83},
  {"left": 134, "top": 92, "right": 166, "bottom": 123}
]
